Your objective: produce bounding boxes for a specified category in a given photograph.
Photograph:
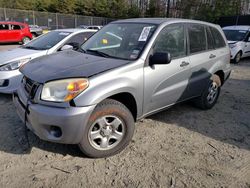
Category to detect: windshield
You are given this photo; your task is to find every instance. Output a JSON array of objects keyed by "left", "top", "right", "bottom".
[
  {"left": 223, "top": 29, "right": 249, "bottom": 41},
  {"left": 22, "top": 31, "right": 72, "bottom": 50},
  {"left": 81, "top": 23, "right": 157, "bottom": 60}
]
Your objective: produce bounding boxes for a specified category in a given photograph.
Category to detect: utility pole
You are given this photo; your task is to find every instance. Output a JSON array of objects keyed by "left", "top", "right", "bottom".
[{"left": 166, "top": 0, "right": 171, "bottom": 17}]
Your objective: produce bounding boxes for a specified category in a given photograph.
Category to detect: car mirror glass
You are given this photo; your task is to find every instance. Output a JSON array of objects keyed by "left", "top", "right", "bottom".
[{"left": 149, "top": 52, "right": 171, "bottom": 66}]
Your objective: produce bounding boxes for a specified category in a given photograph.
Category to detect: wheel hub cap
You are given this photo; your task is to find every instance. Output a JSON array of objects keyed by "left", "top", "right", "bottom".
[
  {"left": 207, "top": 82, "right": 218, "bottom": 104},
  {"left": 101, "top": 126, "right": 112, "bottom": 137},
  {"left": 88, "top": 115, "right": 125, "bottom": 151}
]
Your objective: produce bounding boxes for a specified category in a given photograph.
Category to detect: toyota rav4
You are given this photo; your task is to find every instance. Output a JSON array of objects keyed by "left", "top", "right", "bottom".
[{"left": 13, "top": 18, "right": 231, "bottom": 158}]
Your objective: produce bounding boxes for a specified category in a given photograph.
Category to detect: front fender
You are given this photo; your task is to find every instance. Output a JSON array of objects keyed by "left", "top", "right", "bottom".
[{"left": 73, "top": 61, "right": 144, "bottom": 118}]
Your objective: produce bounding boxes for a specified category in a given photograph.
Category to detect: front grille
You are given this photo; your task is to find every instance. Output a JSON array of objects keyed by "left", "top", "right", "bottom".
[{"left": 23, "top": 76, "right": 39, "bottom": 99}]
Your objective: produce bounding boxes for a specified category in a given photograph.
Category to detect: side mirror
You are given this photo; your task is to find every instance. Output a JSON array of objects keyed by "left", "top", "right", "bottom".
[
  {"left": 149, "top": 52, "right": 171, "bottom": 66},
  {"left": 61, "top": 44, "right": 73, "bottom": 51},
  {"left": 248, "top": 37, "right": 250, "bottom": 42}
]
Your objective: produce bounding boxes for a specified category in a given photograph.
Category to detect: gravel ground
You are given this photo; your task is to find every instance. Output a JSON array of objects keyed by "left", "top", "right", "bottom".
[{"left": 0, "top": 45, "right": 249, "bottom": 188}]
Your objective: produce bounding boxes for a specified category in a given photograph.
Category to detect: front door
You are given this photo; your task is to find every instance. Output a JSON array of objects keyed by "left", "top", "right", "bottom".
[
  {"left": 143, "top": 23, "right": 191, "bottom": 115},
  {"left": 243, "top": 32, "right": 250, "bottom": 58}
]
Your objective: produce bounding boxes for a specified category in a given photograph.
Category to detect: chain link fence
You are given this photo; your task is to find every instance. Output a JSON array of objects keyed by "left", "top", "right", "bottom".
[{"left": 0, "top": 8, "right": 115, "bottom": 29}]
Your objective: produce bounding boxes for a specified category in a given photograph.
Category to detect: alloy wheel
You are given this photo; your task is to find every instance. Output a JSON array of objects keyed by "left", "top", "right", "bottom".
[{"left": 88, "top": 115, "right": 125, "bottom": 151}]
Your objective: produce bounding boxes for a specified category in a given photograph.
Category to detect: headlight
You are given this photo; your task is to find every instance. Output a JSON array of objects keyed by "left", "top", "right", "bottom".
[
  {"left": 0, "top": 58, "right": 31, "bottom": 71},
  {"left": 41, "top": 78, "right": 89, "bottom": 102}
]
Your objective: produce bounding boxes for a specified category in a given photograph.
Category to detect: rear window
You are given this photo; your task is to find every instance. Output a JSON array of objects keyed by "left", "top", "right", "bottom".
[
  {"left": 0, "top": 24, "right": 9, "bottom": 30},
  {"left": 188, "top": 24, "right": 206, "bottom": 54},
  {"left": 210, "top": 27, "right": 226, "bottom": 48}
]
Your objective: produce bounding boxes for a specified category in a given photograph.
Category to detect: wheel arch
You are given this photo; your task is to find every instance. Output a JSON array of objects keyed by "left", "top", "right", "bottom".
[
  {"left": 106, "top": 92, "right": 138, "bottom": 121},
  {"left": 214, "top": 70, "right": 224, "bottom": 85}
]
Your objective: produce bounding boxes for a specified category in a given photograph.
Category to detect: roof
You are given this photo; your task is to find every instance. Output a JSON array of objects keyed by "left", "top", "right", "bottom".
[
  {"left": 54, "top": 28, "right": 97, "bottom": 33},
  {"left": 113, "top": 18, "right": 178, "bottom": 24},
  {"left": 0, "top": 21, "right": 27, "bottom": 25},
  {"left": 112, "top": 18, "right": 218, "bottom": 27},
  {"left": 223, "top": 25, "right": 250, "bottom": 31}
]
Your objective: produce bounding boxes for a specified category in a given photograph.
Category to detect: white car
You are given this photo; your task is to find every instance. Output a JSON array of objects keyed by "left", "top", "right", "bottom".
[
  {"left": 223, "top": 25, "right": 250, "bottom": 63},
  {"left": 0, "top": 29, "right": 96, "bottom": 93}
]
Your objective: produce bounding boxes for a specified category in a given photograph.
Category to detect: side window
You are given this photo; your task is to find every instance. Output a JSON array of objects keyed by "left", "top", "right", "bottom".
[
  {"left": 10, "top": 24, "right": 21, "bottom": 30},
  {"left": 210, "top": 27, "right": 226, "bottom": 48},
  {"left": 83, "top": 32, "right": 95, "bottom": 41},
  {"left": 206, "top": 27, "right": 214, "bottom": 50},
  {"left": 246, "top": 31, "right": 250, "bottom": 42},
  {"left": 153, "top": 24, "right": 186, "bottom": 59},
  {"left": 188, "top": 24, "right": 206, "bottom": 54},
  {"left": 0, "top": 24, "right": 9, "bottom": 30},
  {"left": 66, "top": 32, "right": 94, "bottom": 45}
]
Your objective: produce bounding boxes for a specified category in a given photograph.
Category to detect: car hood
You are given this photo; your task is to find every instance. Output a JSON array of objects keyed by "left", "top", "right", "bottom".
[
  {"left": 0, "top": 47, "right": 45, "bottom": 65},
  {"left": 20, "top": 50, "right": 131, "bottom": 83}
]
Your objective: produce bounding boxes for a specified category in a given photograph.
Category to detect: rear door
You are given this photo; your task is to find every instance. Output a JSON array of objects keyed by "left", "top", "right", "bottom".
[
  {"left": 185, "top": 24, "right": 219, "bottom": 98},
  {"left": 9, "top": 24, "right": 22, "bottom": 42},
  {"left": 143, "top": 23, "right": 192, "bottom": 115},
  {"left": 0, "top": 23, "right": 10, "bottom": 42}
]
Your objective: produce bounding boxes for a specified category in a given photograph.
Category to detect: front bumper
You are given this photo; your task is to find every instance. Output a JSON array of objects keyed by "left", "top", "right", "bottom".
[
  {"left": 13, "top": 88, "right": 96, "bottom": 144},
  {"left": 0, "top": 70, "right": 22, "bottom": 94}
]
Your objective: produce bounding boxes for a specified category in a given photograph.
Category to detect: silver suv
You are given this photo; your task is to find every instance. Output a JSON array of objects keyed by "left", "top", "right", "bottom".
[{"left": 13, "top": 18, "right": 231, "bottom": 158}]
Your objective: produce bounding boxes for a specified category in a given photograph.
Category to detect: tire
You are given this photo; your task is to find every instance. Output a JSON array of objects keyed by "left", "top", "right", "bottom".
[
  {"left": 79, "top": 99, "right": 135, "bottom": 158},
  {"left": 22, "top": 37, "right": 31, "bottom": 44},
  {"left": 31, "top": 33, "right": 36, "bottom": 39},
  {"left": 193, "top": 74, "right": 221, "bottom": 110},
  {"left": 233, "top": 51, "right": 242, "bottom": 64}
]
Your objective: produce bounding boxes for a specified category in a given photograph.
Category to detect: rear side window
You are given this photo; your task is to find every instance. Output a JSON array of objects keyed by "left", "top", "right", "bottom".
[
  {"left": 10, "top": 24, "right": 21, "bottom": 30},
  {"left": 210, "top": 27, "right": 226, "bottom": 48},
  {"left": 206, "top": 27, "right": 214, "bottom": 50},
  {"left": 0, "top": 24, "right": 9, "bottom": 30},
  {"left": 245, "top": 31, "right": 250, "bottom": 42},
  {"left": 88, "top": 26, "right": 99, "bottom": 30},
  {"left": 188, "top": 24, "right": 206, "bottom": 54}
]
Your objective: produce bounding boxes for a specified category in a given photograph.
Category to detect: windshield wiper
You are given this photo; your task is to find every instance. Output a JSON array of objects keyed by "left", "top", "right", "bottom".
[
  {"left": 85, "top": 49, "right": 112, "bottom": 58},
  {"left": 22, "top": 46, "right": 41, "bottom": 50}
]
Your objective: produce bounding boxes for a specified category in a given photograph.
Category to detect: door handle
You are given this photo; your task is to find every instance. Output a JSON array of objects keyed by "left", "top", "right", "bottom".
[
  {"left": 180, "top": 61, "right": 189, "bottom": 67},
  {"left": 209, "top": 54, "right": 216, "bottom": 59}
]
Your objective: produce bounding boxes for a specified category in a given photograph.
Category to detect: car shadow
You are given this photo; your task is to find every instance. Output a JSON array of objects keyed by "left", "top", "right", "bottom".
[
  {"left": 0, "top": 93, "right": 84, "bottom": 157},
  {"left": 148, "top": 77, "right": 250, "bottom": 151}
]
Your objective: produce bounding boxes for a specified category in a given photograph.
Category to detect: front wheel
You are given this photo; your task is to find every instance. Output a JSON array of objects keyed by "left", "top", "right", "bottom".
[
  {"left": 233, "top": 51, "right": 242, "bottom": 64},
  {"left": 193, "top": 75, "right": 221, "bottom": 110},
  {"left": 79, "top": 99, "right": 135, "bottom": 158}
]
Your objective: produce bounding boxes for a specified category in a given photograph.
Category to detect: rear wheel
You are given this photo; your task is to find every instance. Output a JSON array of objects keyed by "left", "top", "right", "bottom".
[
  {"left": 79, "top": 99, "right": 135, "bottom": 158},
  {"left": 234, "top": 51, "right": 242, "bottom": 64},
  {"left": 22, "top": 37, "right": 31, "bottom": 44},
  {"left": 194, "top": 75, "right": 221, "bottom": 110}
]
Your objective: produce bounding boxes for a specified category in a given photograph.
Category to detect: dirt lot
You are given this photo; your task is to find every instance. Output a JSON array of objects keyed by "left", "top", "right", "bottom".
[{"left": 0, "top": 45, "right": 249, "bottom": 188}]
